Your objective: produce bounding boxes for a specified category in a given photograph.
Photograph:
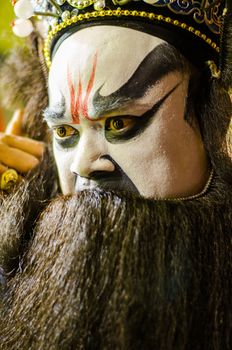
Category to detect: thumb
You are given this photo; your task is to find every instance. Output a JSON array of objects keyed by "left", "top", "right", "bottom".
[{"left": 5, "top": 109, "right": 24, "bottom": 136}]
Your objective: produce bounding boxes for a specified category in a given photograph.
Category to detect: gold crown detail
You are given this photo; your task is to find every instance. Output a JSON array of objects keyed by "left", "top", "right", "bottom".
[{"left": 12, "top": 0, "right": 228, "bottom": 68}]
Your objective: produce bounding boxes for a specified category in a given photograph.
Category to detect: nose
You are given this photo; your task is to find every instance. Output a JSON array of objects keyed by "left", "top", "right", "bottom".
[{"left": 70, "top": 130, "right": 115, "bottom": 178}]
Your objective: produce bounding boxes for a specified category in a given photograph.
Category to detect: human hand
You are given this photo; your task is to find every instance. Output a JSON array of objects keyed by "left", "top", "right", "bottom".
[{"left": 0, "top": 110, "right": 45, "bottom": 192}]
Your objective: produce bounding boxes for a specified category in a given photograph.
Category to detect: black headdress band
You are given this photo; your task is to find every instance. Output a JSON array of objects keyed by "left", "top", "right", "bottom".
[
  {"left": 25, "top": 0, "right": 230, "bottom": 88},
  {"left": 50, "top": 16, "right": 219, "bottom": 70}
]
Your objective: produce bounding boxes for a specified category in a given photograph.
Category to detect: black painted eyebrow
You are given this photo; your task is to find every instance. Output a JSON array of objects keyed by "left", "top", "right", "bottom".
[
  {"left": 92, "top": 43, "right": 185, "bottom": 117},
  {"left": 44, "top": 43, "right": 184, "bottom": 123},
  {"left": 105, "top": 82, "right": 180, "bottom": 143},
  {"left": 43, "top": 99, "right": 66, "bottom": 123}
]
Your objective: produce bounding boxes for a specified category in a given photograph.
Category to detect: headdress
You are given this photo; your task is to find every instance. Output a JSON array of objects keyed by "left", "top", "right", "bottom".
[{"left": 12, "top": 0, "right": 232, "bottom": 89}]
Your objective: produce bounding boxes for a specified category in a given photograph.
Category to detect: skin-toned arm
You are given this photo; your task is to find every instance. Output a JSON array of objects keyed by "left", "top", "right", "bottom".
[{"left": 0, "top": 109, "right": 45, "bottom": 178}]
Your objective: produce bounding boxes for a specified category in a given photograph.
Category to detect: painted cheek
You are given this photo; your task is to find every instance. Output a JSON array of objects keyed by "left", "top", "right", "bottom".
[
  {"left": 106, "top": 89, "right": 200, "bottom": 198},
  {"left": 53, "top": 145, "right": 76, "bottom": 195},
  {"left": 106, "top": 100, "right": 181, "bottom": 196},
  {"left": 107, "top": 126, "right": 162, "bottom": 188}
]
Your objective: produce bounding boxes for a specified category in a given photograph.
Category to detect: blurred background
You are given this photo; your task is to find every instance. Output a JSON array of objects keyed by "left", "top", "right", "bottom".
[
  {"left": 0, "top": 0, "right": 16, "bottom": 53},
  {"left": 0, "top": 0, "right": 23, "bottom": 130}
]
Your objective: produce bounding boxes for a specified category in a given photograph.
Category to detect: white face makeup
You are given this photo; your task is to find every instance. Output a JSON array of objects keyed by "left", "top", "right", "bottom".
[{"left": 46, "top": 26, "right": 209, "bottom": 198}]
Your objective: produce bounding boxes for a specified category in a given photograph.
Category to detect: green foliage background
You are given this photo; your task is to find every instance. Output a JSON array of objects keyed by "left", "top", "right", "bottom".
[
  {"left": 0, "top": 1, "right": 24, "bottom": 124},
  {"left": 0, "top": 0, "right": 22, "bottom": 54}
]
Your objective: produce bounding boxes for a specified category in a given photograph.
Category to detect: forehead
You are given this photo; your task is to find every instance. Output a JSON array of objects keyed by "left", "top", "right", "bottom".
[{"left": 48, "top": 26, "right": 164, "bottom": 103}]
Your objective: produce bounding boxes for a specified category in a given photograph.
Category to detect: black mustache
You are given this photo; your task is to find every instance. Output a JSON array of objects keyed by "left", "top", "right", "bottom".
[{"left": 75, "top": 155, "right": 139, "bottom": 194}]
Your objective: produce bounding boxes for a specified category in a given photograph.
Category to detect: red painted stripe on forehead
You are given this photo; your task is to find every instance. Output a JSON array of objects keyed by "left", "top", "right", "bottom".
[
  {"left": 67, "top": 67, "right": 80, "bottom": 124},
  {"left": 82, "top": 52, "right": 98, "bottom": 120},
  {"left": 67, "top": 53, "right": 98, "bottom": 124},
  {"left": 74, "top": 74, "right": 82, "bottom": 122},
  {"left": 67, "top": 68, "right": 76, "bottom": 122}
]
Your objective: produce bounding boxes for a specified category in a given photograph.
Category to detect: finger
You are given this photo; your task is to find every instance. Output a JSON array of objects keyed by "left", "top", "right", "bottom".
[
  {"left": 0, "top": 142, "right": 39, "bottom": 173},
  {"left": 0, "top": 163, "right": 8, "bottom": 175},
  {"left": 0, "top": 134, "right": 45, "bottom": 158},
  {"left": 5, "top": 109, "right": 24, "bottom": 136}
]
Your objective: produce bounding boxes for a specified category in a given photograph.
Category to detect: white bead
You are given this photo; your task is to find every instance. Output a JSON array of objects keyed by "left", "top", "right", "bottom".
[
  {"left": 14, "top": 0, "right": 34, "bottom": 20},
  {"left": 94, "top": 0, "right": 105, "bottom": 10},
  {"left": 62, "top": 10, "right": 71, "bottom": 20},
  {"left": 12, "top": 18, "right": 34, "bottom": 37},
  {"left": 71, "top": 9, "right": 79, "bottom": 16}
]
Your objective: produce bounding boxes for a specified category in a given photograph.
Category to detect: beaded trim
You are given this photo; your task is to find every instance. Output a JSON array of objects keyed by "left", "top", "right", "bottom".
[
  {"left": 155, "top": 168, "right": 214, "bottom": 202},
  {"left": 44, "top": 9, "right": 220, "bottom": 68}
]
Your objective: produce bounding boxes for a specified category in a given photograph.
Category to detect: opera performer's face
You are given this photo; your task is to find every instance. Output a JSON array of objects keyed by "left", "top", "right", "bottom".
[{"left": 46, "top": 26, "right": 209, "bottom": 198}]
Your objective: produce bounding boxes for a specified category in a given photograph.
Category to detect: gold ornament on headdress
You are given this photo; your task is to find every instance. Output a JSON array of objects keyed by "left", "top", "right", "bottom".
[
  {"left": 43, "top": 8, "right": 220, "bottom": 69},
  {"left": 12, "top": 0, "right": 227, "bottom": 71}
]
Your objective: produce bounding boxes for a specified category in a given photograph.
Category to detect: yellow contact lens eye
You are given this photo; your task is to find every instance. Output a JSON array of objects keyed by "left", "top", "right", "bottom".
[
  {"left": 112, "top": 118, "right": 124, "bottom": 130},
  {"left": 54, "top": 125, "right": 77, "bottom": 138},
  {"left": 56, "top": 126, "right": 67, "bottom": 137},
  {"left": 107, "top": 118, "right": 133, "bottom": 131}
]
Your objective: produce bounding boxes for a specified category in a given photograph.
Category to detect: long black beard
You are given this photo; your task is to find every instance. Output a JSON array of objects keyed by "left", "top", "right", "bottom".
[
  {"left": 0, "top": 178, "right": 231, "bottom": 350},
  {"left": 0, "top": 35, "right": 231, "bottom": 350}
]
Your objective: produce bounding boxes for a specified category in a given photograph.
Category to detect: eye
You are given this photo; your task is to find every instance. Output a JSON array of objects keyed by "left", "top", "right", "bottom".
[
  {"left": 53, "top": 125, "right": 78, "bottom": 139},
  {"left": 105, "top": 117, "right": 135, "bottom": 132}
]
